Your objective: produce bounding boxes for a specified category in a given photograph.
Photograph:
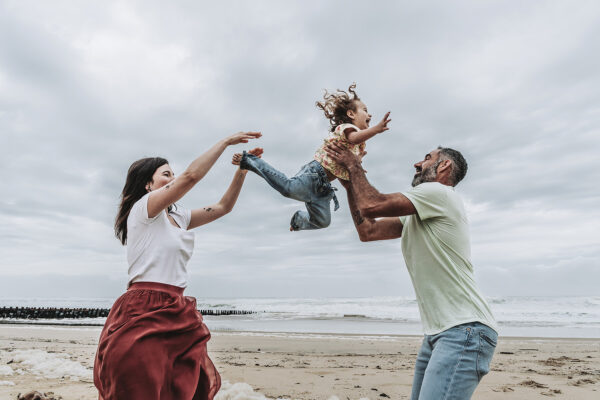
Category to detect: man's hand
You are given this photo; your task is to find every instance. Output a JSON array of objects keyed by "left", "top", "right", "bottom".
[
  {"left": 373, "top": 111, "right": 391, "bottom": 134},
  {"left": 232, "top": 147, "right": 263, "bottom": 165},
  {"left": 325, "top": 142, "right": 362, "bottom": 171}
]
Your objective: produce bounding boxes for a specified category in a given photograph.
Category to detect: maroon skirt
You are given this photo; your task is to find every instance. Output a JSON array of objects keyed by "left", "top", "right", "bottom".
[{"left": 93, "top": 282, "right": 221, "bottom": 400}]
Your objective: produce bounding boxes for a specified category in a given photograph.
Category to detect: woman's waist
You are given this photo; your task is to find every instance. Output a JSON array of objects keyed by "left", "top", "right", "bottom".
[
  {"left": 127, "top": 256, "right": 191, "bottom": 285},
  {"left": 128, "top": 281, "right": 186, "bottom": 296},
  {"left": 127, "top": 265, "right": 189, "bottom": 294}
]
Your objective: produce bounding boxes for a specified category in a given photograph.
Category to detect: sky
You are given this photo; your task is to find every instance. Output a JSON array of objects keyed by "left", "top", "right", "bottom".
[{"left": 1, "top": 0, "right": 599, "bottom": 300}]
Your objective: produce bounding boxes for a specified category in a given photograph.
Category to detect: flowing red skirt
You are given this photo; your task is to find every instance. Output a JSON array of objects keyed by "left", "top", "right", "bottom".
[{"left": 93, "top": 282, "right": 221, "bottom": 400}]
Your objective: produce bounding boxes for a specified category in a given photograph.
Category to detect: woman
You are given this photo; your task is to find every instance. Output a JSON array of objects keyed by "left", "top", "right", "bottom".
[{"left": 94, "top": 131, "right": 262, "bottom": 400}]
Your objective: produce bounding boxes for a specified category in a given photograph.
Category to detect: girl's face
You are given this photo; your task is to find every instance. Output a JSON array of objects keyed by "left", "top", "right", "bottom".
[
  {"left": 347, "top": 100, "right": 372, "bottom": 130},
  {"left": 147, "top": 164, "right": 175, "bottom": 192}
]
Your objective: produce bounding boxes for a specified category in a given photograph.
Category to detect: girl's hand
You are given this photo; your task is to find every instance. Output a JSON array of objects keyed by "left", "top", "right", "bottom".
[
  {"left": 224, "top": 131, "right": 262, "bottom": 146},
  {"left": 232, "top": 147, "right": 264, "bottom": 165},
  {"left": 373, "top": 112, "right": 391, "bottom": 134}
]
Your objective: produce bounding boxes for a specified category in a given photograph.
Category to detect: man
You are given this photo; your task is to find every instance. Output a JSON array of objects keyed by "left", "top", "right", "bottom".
[{"left": 325, "top": 143, "right": 497, "bottom": 400}]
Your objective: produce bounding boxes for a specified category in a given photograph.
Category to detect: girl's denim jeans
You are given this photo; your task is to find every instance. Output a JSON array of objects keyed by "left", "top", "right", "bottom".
[
  {"left": 410, "top": 322, "right": 498, "bottom": 400},
  {"left": 241, "top": 152, "right": 339, "bottom": 230}
]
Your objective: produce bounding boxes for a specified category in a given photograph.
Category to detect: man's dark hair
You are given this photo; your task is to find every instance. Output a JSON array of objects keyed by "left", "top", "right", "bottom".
[{"left": 437, "top": 146, "right": 468, "bottom": 186}]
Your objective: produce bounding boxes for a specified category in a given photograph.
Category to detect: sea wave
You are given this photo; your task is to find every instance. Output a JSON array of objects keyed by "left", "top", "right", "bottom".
[{"left": 1, "top": 296, "right": 599, "bottom": 334}]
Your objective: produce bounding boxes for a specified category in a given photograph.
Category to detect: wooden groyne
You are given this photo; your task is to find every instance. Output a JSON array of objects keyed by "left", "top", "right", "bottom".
[{"left": 0, "top": 307, "right": 255, "bottom": 320}]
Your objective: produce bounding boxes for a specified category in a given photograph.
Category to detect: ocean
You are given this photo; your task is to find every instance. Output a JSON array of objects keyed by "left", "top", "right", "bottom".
[{"left": 1, "top": 296, "right": 598, "bottom": 338}]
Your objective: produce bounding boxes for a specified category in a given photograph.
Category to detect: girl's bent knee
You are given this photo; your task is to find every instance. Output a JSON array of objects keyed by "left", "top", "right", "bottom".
[{"left": 312, "top": 216, "right": 330, "bottom": 229}]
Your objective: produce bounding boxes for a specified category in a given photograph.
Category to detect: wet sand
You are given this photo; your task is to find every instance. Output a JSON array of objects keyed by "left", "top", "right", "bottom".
[{"left": 0, "top": 325, "right": 598, "bottom": 399}]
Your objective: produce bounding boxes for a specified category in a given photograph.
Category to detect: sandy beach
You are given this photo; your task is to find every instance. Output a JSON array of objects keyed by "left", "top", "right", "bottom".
[{"left": 0, "top": 324, "right": 598, "bottom": 399}]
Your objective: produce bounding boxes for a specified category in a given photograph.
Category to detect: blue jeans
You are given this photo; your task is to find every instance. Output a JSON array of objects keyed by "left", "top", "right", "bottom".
[
  {"left": 410, "top": 322, "right": 498, "bottom": 400},
  {"left": 240, "top": 153, "right": 339, "bottom": 230}
]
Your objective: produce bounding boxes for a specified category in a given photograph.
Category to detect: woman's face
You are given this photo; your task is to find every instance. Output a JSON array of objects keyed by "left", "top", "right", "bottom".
[{"left": 147, "top": 164, "right": 175, "bottom": 192}]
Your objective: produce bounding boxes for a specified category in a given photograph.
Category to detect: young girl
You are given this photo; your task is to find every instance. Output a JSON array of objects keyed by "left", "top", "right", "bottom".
[{"left": 233, "top": 83, "right": 391, "bottom": 231}]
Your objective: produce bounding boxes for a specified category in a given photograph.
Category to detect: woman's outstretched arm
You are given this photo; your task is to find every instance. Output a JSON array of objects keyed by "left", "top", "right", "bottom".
[
  {"left": 187, "top": 147, "right": 263, "bottom": 229},
  {"left": 147, "top": 132, "right": 261, "bottom": 218}
]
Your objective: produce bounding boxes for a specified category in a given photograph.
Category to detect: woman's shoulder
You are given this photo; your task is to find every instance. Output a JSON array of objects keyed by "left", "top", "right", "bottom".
[
  {"left": 129, "top": 193, "right": 158, "bottom": 224},
  {"left": 132, "top": 192, "right": 151, "bottom": 211}
]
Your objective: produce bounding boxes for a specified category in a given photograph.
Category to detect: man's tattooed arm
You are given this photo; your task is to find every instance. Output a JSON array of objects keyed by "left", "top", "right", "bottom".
[
  {"left": 345, "top": 184, "right": 377, "bottom": 240},
  {"left": 352, "top": 209, "right": 365, "bottom": 226}
]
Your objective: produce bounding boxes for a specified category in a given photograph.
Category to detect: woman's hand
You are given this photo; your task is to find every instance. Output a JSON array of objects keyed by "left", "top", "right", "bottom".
[
  {"left": 224, "top": 131, "right": 262, "bottom": 146},
  {"left": 232, "top": 147, "right": 263, "bottom": 165}
]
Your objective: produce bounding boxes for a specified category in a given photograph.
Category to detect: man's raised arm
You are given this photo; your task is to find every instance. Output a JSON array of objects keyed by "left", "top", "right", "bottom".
[
  {"left": 325, "top": 143, "right": 416, "bottom": 219},
  {"left": 340, "top": 178, "right": 403, "bottom": 242}
]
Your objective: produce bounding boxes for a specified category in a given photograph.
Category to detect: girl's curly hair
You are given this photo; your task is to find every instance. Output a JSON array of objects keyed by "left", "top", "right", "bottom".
[{"left": 316, "top": 83, "right": 361, "bottom": 132}]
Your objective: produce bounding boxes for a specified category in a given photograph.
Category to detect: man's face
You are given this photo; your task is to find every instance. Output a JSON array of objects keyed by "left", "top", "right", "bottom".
[{"left": 412, "top": 150, "right": 441, "bottom": 187}]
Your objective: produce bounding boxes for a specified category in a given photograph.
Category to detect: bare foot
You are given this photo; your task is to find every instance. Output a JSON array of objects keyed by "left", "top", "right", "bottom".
[{"left": 232, "top": 147, "right": 264, "bottom": 165}]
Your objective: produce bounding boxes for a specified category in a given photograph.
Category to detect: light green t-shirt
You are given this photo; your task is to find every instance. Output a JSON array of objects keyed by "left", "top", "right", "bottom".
[{"left": 400, "top": 182, "right": 497, "bottom": 335}]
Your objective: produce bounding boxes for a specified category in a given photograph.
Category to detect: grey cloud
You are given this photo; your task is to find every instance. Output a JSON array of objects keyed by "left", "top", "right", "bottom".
[{"left": 1, "top": 0, "right": 599, "bottom": 298}]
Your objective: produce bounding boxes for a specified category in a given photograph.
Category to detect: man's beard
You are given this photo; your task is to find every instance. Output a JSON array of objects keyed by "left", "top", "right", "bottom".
[{"left": 411, "top": 161, "right": 440, "bottom": 187}]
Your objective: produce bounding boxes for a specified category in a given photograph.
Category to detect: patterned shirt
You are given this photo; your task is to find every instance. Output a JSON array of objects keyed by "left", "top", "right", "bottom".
[{"left": 314, "top": 123, "right": 365, "bottom": 181}]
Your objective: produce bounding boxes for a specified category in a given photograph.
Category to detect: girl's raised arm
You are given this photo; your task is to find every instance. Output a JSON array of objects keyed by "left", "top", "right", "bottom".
[
  {"left": 147, "top": 132, "right": 261, "bottom": 218},
  {"left": 345, "top": 112, "right": 391, "bottom": 144}
]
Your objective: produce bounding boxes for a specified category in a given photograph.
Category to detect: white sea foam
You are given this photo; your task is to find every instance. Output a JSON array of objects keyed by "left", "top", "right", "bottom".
[
  {"left": 0, "top": 365, "right": 14, "bottom": 375},
  {"left": 0, "top": 380, "right": 15, "bottom": 386},
  {"left": 215, "top": 381, "right": 273, "bottom": 400},
  {"left": 215, "top": 380, "right": 370, "bottom": 400},
  {"left": 198, "top": 296, "right": 421, "bottom": 321},
  {"left": 198, "top": 296, "right": 600, "bottom": 330},
  {"left": 9, "top": 349, "right": 92, "bottom": 380}
]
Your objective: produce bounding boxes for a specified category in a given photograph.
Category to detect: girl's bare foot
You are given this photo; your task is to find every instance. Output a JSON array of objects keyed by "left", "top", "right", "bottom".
[{"left": 231, "top": 147, "right": 264, "bottom": 165}]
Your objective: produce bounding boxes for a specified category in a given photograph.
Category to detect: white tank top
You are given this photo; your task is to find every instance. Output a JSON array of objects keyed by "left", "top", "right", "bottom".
[{"left": 126, "top": 193, "right": 194, "bottom": 287}]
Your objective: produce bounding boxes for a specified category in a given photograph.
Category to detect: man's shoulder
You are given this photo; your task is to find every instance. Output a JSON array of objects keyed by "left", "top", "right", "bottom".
[
  {"left": 404, "top": 182, "right": 449, "bottom": 198},
  {"left": 401, "top": 182, "right": 464, "bottom": 221}
]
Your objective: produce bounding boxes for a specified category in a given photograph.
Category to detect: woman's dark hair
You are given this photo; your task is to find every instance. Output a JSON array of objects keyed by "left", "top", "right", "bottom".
[
  {"left": 115, "top": 157, "right": 169, "bottom": 245},
  {"left": 316, "top": 83, "right": 361, "bottom": 132}
]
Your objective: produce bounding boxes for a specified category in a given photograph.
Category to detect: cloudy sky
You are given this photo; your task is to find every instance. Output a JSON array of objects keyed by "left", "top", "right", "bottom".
[{"left": 1, "top": 0, "right": 598, "bottom": 300}]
